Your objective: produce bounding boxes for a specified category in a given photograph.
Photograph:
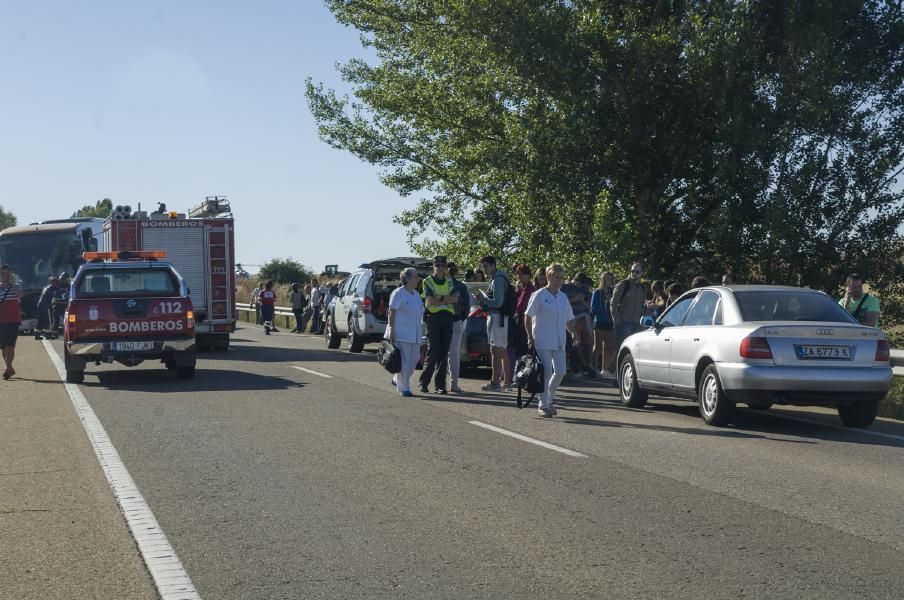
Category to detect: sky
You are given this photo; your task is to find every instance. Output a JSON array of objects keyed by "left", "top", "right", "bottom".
[{"left": 0, "top": 1, "right": 420, "bottom": 275}]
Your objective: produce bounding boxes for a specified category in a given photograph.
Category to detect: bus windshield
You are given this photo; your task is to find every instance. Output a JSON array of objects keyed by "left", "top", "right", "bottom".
[{"left": 0, "top": 231, "right": 82, "bottom": 290}]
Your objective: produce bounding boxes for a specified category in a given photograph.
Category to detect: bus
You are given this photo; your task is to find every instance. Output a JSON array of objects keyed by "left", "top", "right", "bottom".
[{"left": 0, "top": 219, "right": 104, "bottom": 331}]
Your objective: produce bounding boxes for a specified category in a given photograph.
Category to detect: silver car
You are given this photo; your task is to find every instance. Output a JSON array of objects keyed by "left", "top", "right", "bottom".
[{"left": 617, "top": 285, "right": 893, "bottom": 428}]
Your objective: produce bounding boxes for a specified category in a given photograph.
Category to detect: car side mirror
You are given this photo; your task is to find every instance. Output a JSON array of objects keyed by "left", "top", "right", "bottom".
[{"left": 640, "top": 315, "right": 656, "bottom": 329}]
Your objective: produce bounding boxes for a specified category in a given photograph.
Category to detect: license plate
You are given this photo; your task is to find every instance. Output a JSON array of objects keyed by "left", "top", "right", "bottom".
[
  {"left": 111, "top": 341, "right": 155, "bottom": 352},
  {"left": 795, "top": 344, "right": 852, "bottom": 360}
]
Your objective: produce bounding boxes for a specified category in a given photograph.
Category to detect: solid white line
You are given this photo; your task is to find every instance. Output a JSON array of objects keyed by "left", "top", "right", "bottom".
[
  {"left": 468, "top": 421, "right": 588, "bottom": 458},
  {"left": 291, "top": 365, "right": 333, "bottom": 379},
  {"left": 42, "top": 341, "right": 201, "bottom": 600},
  {"left": 766, "top": 411, "right": 904, "bottom": 443}
]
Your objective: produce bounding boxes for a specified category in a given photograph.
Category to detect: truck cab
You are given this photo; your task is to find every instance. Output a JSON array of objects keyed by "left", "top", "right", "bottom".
[{"left": 63, "top": 250, "right": 196, "bottom": 383}]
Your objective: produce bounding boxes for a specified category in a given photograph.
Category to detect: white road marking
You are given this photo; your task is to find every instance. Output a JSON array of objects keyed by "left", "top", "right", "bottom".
[
  {"left": 468, "top": 421, "right": 588, "bottom": 458},
  {"left": 292, "top": 365, "right": 333, "bottom": 379},
  {"left": 42, "top": 341, "right": 201, "bottom": 600},
  {"left": 765, "top": 411, "right": 904, "bottom": 443}
]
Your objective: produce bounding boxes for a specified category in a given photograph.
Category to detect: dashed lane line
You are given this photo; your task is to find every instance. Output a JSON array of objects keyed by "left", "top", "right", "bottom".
[
  {"left": 42, "top": 341, "right": 201, "bottom": 600},
  {"left": 291, "top": 365, "right": 333, "bottom": 379},
  {"left": 468, "top": 421, "right": 588, "bottom": 458}
]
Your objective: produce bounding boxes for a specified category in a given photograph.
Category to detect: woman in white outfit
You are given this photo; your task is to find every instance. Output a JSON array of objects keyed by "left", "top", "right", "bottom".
[
  {"left": 386, "top": 267, "right": 425, "bottom": 397},
  {"left": 524, "top": 263, "right": 576, "bottom": 418}
]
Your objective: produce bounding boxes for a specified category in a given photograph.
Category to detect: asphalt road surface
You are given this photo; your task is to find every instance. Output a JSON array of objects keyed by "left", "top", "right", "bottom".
[{"left": 46, "top": 325, "right": 904, "bottom": 599}]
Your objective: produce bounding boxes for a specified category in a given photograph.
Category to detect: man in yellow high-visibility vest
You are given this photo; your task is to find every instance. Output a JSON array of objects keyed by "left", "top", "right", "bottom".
[{"left": 418, "top": 256, "right": 459, "bottom": 394}]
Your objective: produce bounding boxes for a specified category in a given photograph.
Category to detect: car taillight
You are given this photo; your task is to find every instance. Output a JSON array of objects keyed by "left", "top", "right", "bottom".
[
  {"left": 362, "top": 296, "right": 372, "bottom": 313},
  {"left": 875, "top": 340, "right": 890, "bottom": 362},
  {"left": 65, "top": 313, "right": 76, "bottom": 337},
  {"left": 740, "top": 336, "right": 773, "bottom": 359},
  {"left": 186, "top": 310, "right": 195, "bottom": 329}
]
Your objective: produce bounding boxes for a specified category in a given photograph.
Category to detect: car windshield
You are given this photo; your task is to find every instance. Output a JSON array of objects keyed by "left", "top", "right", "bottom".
[
  {"left": 77, "top": 268, "right": 179, "bottom": 298},
  {"left": 734, "top": 291, "right": 857, "bottom": 324},
  {"left": 0, "top": 231, "right": 81, "bottom": 290}
]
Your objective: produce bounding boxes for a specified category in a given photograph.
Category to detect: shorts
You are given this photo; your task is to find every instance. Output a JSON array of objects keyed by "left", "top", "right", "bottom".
[
  {"left": 0, "top": 323, "right": 18, "bottom": 349},
  {"left": 487, "top": 312, "right": 509, "bottom": 348}
]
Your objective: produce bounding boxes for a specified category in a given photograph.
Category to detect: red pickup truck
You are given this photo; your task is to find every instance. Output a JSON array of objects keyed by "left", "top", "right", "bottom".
[{"left": 63, "top": 251, "right": 196, "bottom": 383}]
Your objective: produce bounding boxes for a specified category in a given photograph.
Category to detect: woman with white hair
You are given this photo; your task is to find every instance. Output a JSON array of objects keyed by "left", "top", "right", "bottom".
[
  {"left": 524, "top": 263, "right": 577, "bottom": 417},
  {"left": 386, "top": 267, "right": 425, "bottom": 397}
]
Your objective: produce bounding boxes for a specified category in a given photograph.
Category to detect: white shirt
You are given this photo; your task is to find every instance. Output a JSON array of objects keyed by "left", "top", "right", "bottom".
[
  {"left": 385, "top": 286, "right": 424, "bottom": 344},
  {"left": 525, "top": 287, "right": 575, "bottom": 351},
  {"left": 310, "top": 287, "right": 323, "bottom": 306}
]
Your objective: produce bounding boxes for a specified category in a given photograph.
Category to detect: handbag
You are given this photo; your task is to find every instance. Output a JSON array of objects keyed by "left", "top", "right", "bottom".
[
  {"left": 513, "top": 349, "right": 545, "bottom": 409},
  {"left": 378, "top": 340, "right": 402, "bottom": 374}
]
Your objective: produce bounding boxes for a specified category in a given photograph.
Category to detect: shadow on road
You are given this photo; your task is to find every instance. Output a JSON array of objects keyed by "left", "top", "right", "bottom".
[
  {"left": 84, "top": 368, "right": 305, "bottom": 393},
  {"left": 201, "top": 345, "right": 379, "bottom": 365}
]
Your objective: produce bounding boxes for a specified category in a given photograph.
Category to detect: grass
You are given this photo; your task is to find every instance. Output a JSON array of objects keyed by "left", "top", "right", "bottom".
[{"left": 881, "top": 377, "right": 904, "bottom": 420}]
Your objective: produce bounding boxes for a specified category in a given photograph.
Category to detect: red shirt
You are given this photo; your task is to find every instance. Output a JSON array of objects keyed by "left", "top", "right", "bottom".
[
  {"left": 259, "top": 290, "right": 276, "bottom": 306},
  {"left": 0, "top": 285, "right": 21, "bottom": 324},
  {"left": 516, "top": 283, "right": 535, "bottom": 316}
]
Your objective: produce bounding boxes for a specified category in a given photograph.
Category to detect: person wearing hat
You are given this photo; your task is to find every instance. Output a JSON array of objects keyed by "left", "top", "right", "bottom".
[
  {"left": 418, "top": 256, "right": 459, "bottom": 394},
  {"left": 35, "top": 275, "right": 60, "bottom": 340}
]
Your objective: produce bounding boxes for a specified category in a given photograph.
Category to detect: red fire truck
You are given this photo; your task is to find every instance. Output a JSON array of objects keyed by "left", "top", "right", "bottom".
[{"left": 103, "top": 198, "right": 236, "bottom": 350}]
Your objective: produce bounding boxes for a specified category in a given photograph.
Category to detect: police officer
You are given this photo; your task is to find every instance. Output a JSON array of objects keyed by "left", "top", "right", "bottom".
[
  {"left": 419, "top": 256, "right": 459, "bottom": 394},
  {"left": 35, "top": 276, "right": 59, "bottom": 340}
]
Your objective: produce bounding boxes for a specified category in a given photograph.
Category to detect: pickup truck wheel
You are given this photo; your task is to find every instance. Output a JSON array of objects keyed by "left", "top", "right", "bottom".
[
  {"left": 176, "top": 366, "right": 196, "bottom": 379},
  {"left": 698, "top": 365, "right": 734, "bottom": 426},
  {"left": 326, "top": 315, "right": 341, "bottom": 349},
  {"left": 838, "top": 400, "right": 879, "bottom": 428},
  {"left": 66, "top": 369, "right": 84, "bottom": 384},
  {"left": 347, "top": 320, "right": 365, "bottom": 353},
  {"left": 619, "top": 354, "right": 647, "bottom": 408}
]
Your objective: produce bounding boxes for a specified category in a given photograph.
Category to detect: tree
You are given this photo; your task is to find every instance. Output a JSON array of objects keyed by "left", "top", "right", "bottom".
[
  {"left": 0, "top": 205, "right": 15, "bottom": 231},
  {"left": 307, "top": 1, "right": 904, "bottom": 339},
  {"left": 72, "top": 198, "right": 113, "bottom": 219},
  {"left": 257, "top": 258, "right": 314, "bottom": 285}
]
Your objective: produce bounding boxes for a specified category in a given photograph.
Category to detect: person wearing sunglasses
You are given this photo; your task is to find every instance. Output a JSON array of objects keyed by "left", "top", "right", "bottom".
[{"left": 611, "top": 263, "right": 647, "bottom": 358}]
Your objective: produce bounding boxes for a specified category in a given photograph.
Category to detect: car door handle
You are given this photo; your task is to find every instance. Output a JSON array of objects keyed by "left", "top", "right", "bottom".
[
  {"left": 663, "top": 338, "right": 671, "bottom": 342},
  {"left": 693, "top": 338, "right": 700, "bottom": 342}
]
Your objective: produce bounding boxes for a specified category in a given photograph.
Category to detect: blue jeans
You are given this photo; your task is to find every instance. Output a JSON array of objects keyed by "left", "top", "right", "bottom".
[{"left": 614, "top": 320, "right": 643, "bottom": 358}]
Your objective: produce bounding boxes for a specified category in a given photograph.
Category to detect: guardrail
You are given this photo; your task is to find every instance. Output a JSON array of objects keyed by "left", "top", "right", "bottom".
[{"left": 236, "top": 304, "right": 300, "bottom": 330}]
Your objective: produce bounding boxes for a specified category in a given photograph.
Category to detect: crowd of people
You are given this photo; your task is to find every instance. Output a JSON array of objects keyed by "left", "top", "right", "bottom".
[{"left": 248, "top": 260, "right": 883, "bottom": 419}]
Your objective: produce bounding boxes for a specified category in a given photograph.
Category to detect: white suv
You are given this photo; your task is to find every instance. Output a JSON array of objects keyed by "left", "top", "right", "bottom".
[{"left": 324, "top": 257, "right": 433, "bottom": 352}]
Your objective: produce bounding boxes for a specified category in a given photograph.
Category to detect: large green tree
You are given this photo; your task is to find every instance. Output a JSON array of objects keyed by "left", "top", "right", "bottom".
[
  {"left": 257, "top": 258, "right": 315, "bottom": 285},
  {"left": 71, "top": 198, "right": 113, "bottom": 219},
  {"left": 0, "top": 205, "right": 15, "bottom": 231},
  {"left": 307, "top": 1, "right": 904, "bottom": 335}
]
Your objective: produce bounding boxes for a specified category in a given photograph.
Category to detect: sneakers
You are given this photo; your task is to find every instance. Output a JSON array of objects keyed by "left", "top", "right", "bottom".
[
  {"left": 401, "top": 391, "right": 414, "bottom": 397},
  {"left": 434, "top": 388, "right": 448, "bottom": 395},
  {"left": 264, "top": 327, "right": 271, "bottom": 335},
  {"left": 271, "top": 327, "right": 280, "bottom": 332},
  {"left": 450, "top": 385, "right": 463, "bottom": 393},
  {"left": 537, "top": 408, "right": 554, "bottom": 418},
  {"left": 419, "top": 384, "right": 430, "bottom": 393},
  {"left": 501, "top": 383, "right": 514, "bottom": 392},
  {"left": 481, "top": 382, "right": 502, "bottom": 392}
]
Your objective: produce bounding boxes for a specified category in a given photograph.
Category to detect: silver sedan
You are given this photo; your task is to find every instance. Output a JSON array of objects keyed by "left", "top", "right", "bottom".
[{"left": 617, "top": 285, "right": 893, "bottom": 428}]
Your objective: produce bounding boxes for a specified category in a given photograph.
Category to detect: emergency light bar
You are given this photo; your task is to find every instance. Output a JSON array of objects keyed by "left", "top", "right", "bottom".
[{"left": 83, "top": 250, "right": 167, "bottom": 261}]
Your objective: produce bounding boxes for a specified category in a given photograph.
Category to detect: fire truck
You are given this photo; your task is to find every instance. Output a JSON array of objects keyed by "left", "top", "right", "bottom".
[{"left": 103, "top": 198, "right": 236, "bottom": 350}]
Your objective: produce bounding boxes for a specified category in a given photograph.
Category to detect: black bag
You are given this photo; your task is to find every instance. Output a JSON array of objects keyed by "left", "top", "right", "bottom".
[
  {"left": 514, "top": 349, "right": 545, "bottom": 409},
  {"left": 378, "top": 340, "right": 402, "bottom": 374}
]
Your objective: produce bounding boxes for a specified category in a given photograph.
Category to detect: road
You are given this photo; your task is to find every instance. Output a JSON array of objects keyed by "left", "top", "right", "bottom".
[{"left": 20, "top": 326, "right": 904, "bottom": 598}]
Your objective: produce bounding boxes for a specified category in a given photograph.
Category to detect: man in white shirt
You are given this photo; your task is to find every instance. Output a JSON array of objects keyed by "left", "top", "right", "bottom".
[
  {"left": 250, "top": 282, "right": 263, "bottom": 325},
  {"left": 524, "top": 263, "right": 576, "bottom": 418}
]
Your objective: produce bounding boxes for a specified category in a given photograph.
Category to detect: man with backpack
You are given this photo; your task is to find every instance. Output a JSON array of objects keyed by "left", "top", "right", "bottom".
[
  {"left": 839, "top": 273, "right": 880, "bottom": 327},
  {"left": 419, "top": 256, "right": 459, "bottom": 394},
  {"left": 477, "top": 255, "right": 514, "bottom": 391},
  {"left": 611, "top": 262, "right": 647, "bottom": 357}
]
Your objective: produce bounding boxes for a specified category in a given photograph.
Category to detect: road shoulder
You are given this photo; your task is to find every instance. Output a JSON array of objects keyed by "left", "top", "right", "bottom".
[{"left": 0, "top": 337, "right": 156, "bottom": 600}]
